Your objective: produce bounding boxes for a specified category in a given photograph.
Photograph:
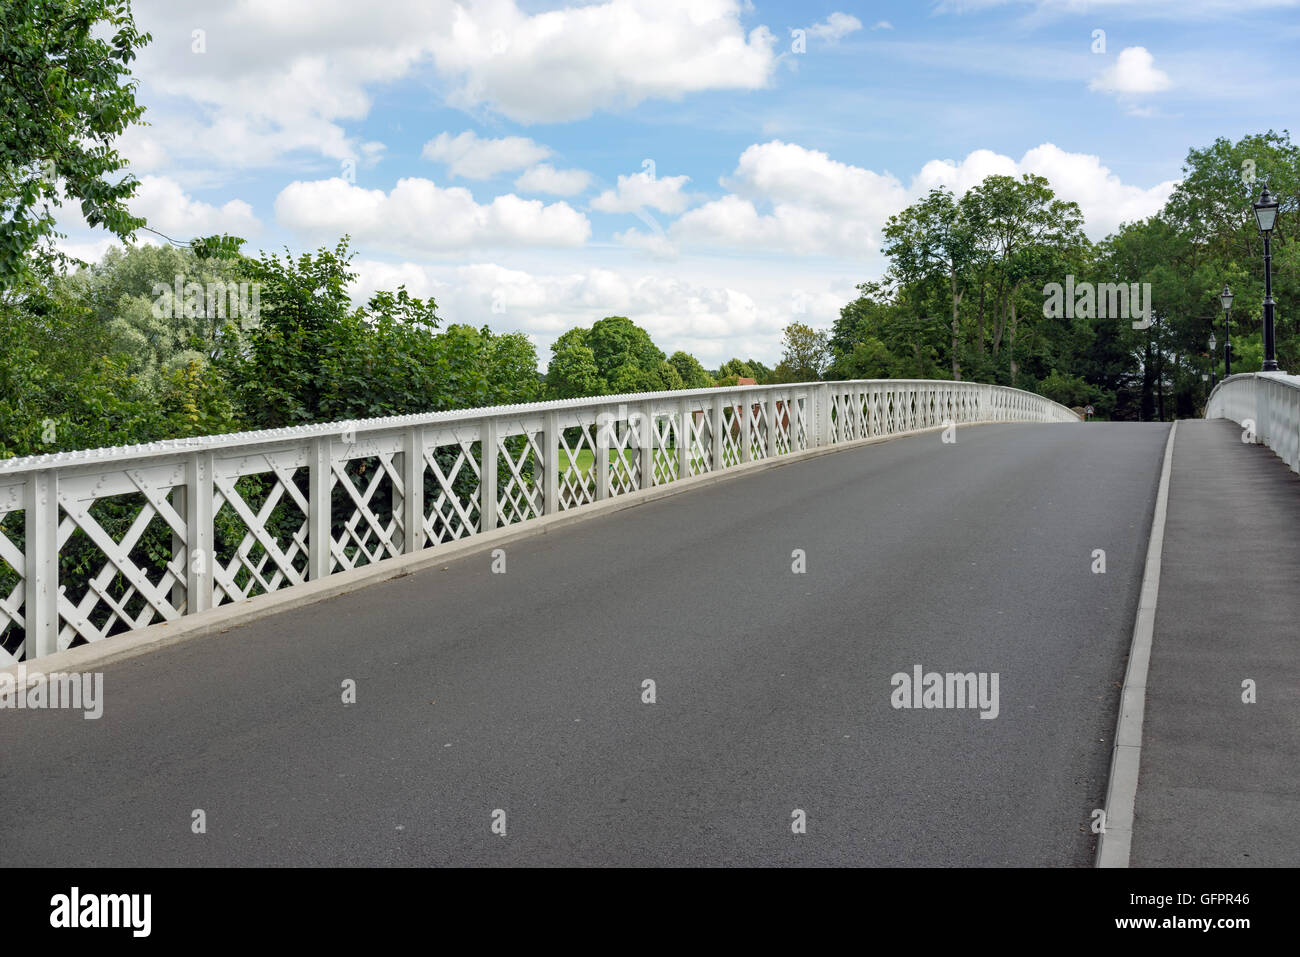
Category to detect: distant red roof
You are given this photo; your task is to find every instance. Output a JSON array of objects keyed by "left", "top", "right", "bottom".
[{"left": 736, "top": 376, "right": 757, "bottom": 386}]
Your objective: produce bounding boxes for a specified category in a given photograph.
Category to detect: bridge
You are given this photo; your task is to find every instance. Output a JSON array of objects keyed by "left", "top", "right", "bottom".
[{"left": 0, "top": 376, "right": 1296, "bottom": 866}]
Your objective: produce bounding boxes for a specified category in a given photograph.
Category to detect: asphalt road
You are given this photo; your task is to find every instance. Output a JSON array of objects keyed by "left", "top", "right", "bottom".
[{"left": 0, "top": 421, "right": 1170, "bottom": 866}]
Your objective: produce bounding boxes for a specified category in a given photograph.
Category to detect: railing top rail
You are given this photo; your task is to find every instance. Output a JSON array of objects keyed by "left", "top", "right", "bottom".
[
  {"left": 0, "top": 378, "right": 1078, "bottom": 476},
  {"left": 1207, "top": 370, "right": 1300, "bottom": 404}
]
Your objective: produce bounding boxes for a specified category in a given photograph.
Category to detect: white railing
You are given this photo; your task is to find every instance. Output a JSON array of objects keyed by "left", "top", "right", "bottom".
[
  {"left": 0, "top": 379, "right": 1078, "bottom": 661},
  {"left": 1206, "top": 371, "right": 1300, "bottom": 474}
]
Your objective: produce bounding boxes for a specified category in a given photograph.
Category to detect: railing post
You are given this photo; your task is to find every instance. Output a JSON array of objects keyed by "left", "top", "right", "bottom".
[
  {"left": 402, "top": 426, "right": 425, "bottom": 553},
  {"left": 543, "top": 411, "right": 560, "bottom": 514},
  {"left": 637, "top": 403, "right": 654, "bottom": 488},
  {"left": 170, "top": 485, "right": 186, "bottom": 610},
  {"left": 309, "top": 437, "right": 332, "bottom": 580},
  {"left": 819, "top": 383, "right": 832, "bottom": 446},
  {"left": 764, "top": 395, "right": 774, "bottom": 457},
  {"left": 712, "top": 397, "right": 726, "bottom": 471},
  {"left": 677, "top": 399, "right": 691, "bottom": 479},
  {"left": 185, "top": 451, "right": 214, "bottom": 612},
  {"left": 1255, "top": 382, "right": 1267, "bottom": 446},
  {"left": 741, "top": 390, "right": 753, "bottom": 462},
  {"left": 596, "top": 407, "right": 611, "bottom": 499},
  {"left": 481, "top": 417, "right": 499, "bottom": 530},
  {"left": 23, "top": 470, "right": 59, "bottom": 659}
]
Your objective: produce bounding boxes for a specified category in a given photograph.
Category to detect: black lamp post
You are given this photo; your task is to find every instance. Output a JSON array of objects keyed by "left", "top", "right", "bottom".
[
  {"left": 1209, "top": 331, "right": 1217, "bottom": 388},
  {"left": 1253, "top": 184, "right": 1280, "bottom": 371},
  {"left": 1219, "top": 284, "right": 1233, "bottom": 378}
]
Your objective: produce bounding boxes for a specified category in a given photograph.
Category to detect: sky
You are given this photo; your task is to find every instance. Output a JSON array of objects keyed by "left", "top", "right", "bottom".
[{"left": 58, "top": 0, "right": 1300, "bottom": 369}]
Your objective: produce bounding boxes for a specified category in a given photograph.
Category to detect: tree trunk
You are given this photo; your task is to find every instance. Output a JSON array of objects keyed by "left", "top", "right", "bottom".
[
  {"left": 1155, "top": 318, "right": 1164, "bottom": 422},
  {"left": 991, "top": 272, "right": 1008, "bottom": 356},
  {"left": 951, "top": 269, "right": 963, "bottom": 380},
  {"left": 1008, "top": 292, "right": 1018, "bottom": 386}
]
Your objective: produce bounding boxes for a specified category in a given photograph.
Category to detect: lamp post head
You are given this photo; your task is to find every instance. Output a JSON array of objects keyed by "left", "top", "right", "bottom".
[
  {"left": 1209, "top": 332, "right": 1217, "bottom": 351},
  {"left": 1253, "top": 183, "right": 1279, "bottom": 235},
  {"left": 1220, "top": 284, "right": 1233, "bottom": 313}
]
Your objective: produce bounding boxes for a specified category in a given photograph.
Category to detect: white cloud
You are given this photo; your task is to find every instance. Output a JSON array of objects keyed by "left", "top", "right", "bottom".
[
  {"left": 421, "top": 131, "right": 553, "bottom": 179},
  {"left": 913, "top": 149, "right": 1020, "bottom": 196},
  {"left": 670, "top": 141, "right": 907, "bottom": 257},
  {"left": 514, "top": 164, "right": 593, "bottom": 196},
  {"left": 349, "top": 258, "right": 847, "bottom": 368},
  {"left": 805, "top": 13, "right": 863, "bottom": 42},
  {"left": 130, "top": 175, "right": 262, "bottom": 237},
  {"left": 55, "top": 237, "right": 134, "bottom": 266},
  {"left": 1089, "top": 46, "right": 1172, "bottom": 95},
  {"left": 591, "top": 171, "right": 693, "bottom": 214},
  {"left": 121, "top": 0, "right": 780, "bottom": 174},
  {"left": 126, "top": 0, "right": 444, "bottom": 172},
  {"left": 616, "top": 226, "right": 680, "bottom": 260},
  {"left": 915, "top": 143, "right": 1177, "bottom": 236},
  {"left": 633, "top": 139, "right": 1175, "bottom": 259},
  {"left": 427, "top": 0, "right": 778, "bottom": 123},
  {"left": 934, "top": 0, "right": 1298, "bottom": 15},
  {"left": 274, "top": 177, "right": 591, "bottom": 253},
  {"left": 872, "top": 20, "right": 895, "bottom": 30}
]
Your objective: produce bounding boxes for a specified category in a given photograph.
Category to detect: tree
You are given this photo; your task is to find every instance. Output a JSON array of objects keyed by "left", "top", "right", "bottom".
[
  {"left": 962, "top": 174, "right": 1086, "bottom": 385},
  {"left": 778, "top": 322, "right": 830, "bottom": 382},
  {"left": 883, "top": 188, "right": 977, "bottom": 379},
  {"left": 716, "top": 357, "right": 755, "bottom": 380},
  {"left": 667, "top": 350, "right": 713, "bottom": 389},
  {"left": 0, "top": 0, "right": 151, "bottom": 287},
  {"left": 587, "top": 316, "right": 665, "bottom": 375},
  {"left": 547, "top": 341, "right": 604, "bottom": 398},
  {"left": 65, "top": 241, "right": 256, "bottom": 398},
  {"left": 545, "top": 316, "right": 683, "bottom": 397}
]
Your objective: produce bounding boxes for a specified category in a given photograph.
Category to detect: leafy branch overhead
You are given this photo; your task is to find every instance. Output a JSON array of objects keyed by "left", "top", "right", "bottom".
[{"left": 0, "top": 0, "right": 152, "bottom": 289}]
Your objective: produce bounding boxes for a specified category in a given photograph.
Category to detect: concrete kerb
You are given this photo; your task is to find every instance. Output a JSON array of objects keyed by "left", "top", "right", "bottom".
[
  {"left": 1095, "top": 420, "right": 1177, "bottom": 868},
  {"left": 0, "top": 418, "right": 1038, "bottom": 682}
]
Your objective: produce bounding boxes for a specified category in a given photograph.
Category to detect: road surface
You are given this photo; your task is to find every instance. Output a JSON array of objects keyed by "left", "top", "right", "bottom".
[{"left": 0, "top": 422, "right": 1170, "bottom": 866}]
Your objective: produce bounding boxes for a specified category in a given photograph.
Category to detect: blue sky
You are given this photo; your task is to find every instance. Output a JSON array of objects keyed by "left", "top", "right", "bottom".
[{"left": 61, "top": 0, "right": 1300, "bottom": 367}]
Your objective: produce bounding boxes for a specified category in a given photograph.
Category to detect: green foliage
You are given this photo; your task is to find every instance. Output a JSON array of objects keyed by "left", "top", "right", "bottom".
[
  {"left": 546, "top": 316, "right": 702, "bottom": 398},
  {"left": 0, "top": 256, "right": 163, "bottom": 456},
  {"left": 830, "top": 132, "right": 1299, "bottom": 418},
  {"left": 223, "top": 239, "right": 540, "bottom": 428},
  {"left": 547, "top": 342, "right": 604, "bottom": 398},
  {"left": 69, "top": 241, "right": 255, "bottom": 396},
  {"left": 667, "top": 351, "right": 714, "bottom": 389},
  {"left": 778, "top": 321, "right": 831, "bottom": 381},
  {"left": 1038, "top": 370, "right": 1104, "bottom": 411},
  {"left": 0, "top": 0, "right": 151, "bottom": 287}
]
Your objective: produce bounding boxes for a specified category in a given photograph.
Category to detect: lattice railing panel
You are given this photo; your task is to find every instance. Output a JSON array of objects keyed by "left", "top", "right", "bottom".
[
  {"left": 496, "top": 428, "right": 544, "bottom": 527},
  {"left": 687, "top": 409, "right": 712, "bottom": 476},
  {"left": 652, "top": 413, "right": 680, "bottom": 485},
  {"left": 423, "top": 437, "right": 481, "bottom": 543},
  {"left": 607, "top": 415, "right": 642, "bottom": 496},
  {"left": 720, "top": 404, "right": 743, "bottom": 468},
  {"left": 213, "top": 464, "right": 310, "bottom": 605},
  {"left": 56, "top": 487, "right": 185, "bottom": 650},
  {"left": 0, "top": 507, "right": 25, "bottom": 664},
  {"left": 331, "top": 454, "right": 402, "bottom": 573},
  {"left": 774, "top": 399, "right": 793, "bottom": 456},
  {"left": 749, "top": 401, "right": 769, "bottom": 460},
  {"left": 557, "top": 425, "right": 596, "bottom": 511}
]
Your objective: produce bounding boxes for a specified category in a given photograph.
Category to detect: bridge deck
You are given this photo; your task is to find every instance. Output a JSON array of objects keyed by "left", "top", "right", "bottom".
[
  {"left": 2, "top": 422, "right": 1170, "bottom": 866},
  {"left": 1132, "top": 419, "right": 1300, "bottom": 867}
]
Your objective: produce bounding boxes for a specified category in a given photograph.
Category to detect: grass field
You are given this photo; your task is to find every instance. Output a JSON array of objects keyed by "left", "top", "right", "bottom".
[{"left": 554, "top": 448, "right": 643, "bottom": 472}]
